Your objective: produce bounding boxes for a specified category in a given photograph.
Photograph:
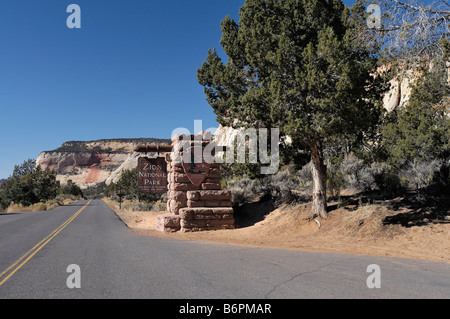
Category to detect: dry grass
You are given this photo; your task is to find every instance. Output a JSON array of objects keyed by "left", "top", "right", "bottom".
[
  {"left": 112, "top": 198, "right": 450, "bottom": 264},
  {"left": 5, "top": 198, "right": 77, "bottom": 213},
  {"left": 103, "top": 198, "right": 166, "bottom": 212}
]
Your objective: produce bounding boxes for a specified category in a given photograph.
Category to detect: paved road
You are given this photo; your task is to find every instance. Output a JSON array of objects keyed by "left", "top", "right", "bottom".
[{"left": 0, "top": 200, "right": 448, "bottom": 299}]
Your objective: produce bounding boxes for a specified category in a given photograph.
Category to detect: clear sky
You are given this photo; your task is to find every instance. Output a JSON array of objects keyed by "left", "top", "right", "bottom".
[{"left": 0, "top": 0, "right": 355, "bottom": 179}]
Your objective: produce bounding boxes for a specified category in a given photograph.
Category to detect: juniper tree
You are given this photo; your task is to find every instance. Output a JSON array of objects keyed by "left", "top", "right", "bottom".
[
  {"left": 198, "top": 0, "right": 387, "bottom": 219},
  {"left": 0, "top": 159, "right": 60, "bottom": 208},
  {"left": 382, "top": 55, "right": 450, "bottom": 178}
]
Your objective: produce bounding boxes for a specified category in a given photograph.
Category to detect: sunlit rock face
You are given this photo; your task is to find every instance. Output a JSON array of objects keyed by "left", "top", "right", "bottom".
[{"left": 36, "top": 139, "right": 171, "bottom": 188}]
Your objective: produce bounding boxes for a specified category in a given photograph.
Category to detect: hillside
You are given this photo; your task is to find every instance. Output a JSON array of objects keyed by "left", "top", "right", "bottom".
[{"left": 36, "top": 138, "right": 171, "bottom": 188}]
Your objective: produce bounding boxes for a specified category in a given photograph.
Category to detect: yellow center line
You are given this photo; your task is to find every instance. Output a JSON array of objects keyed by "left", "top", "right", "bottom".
[{"left": 0, "top": 200, "right": 91, "bottom": 287}]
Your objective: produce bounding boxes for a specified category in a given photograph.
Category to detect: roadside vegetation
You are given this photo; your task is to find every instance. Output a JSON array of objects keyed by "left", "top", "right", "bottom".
[
  {"left": 83, "top": 167, "right": 166, "bottom": 212},
  {"left": 222, "top": 58, "right": 450, "bottom": 226},
  {"left": 198, "top": 0, "right": 450, "bottom": 226},
  {"left": 0, "top": 159, "right": 84, "bottom": 213}
]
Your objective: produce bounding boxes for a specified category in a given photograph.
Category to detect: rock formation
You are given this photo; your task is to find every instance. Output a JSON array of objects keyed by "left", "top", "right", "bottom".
[{"left": 36, "top": 139, "right": 171, "bottom": 188}]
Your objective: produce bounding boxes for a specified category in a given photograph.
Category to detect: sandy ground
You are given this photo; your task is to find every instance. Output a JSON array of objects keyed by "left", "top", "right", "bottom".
[{"left": 110, "top": 199, "right": 450, "bottom": 264}]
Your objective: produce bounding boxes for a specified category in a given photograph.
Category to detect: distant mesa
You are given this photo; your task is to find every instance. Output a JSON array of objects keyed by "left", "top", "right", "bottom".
[{"left": 36, "top": 138, "right": 171, "bottom": 189}]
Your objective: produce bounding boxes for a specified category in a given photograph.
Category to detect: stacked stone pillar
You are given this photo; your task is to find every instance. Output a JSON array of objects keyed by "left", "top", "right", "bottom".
[{"left": 156, "top": 132, "right": 234, "bottom": 233}]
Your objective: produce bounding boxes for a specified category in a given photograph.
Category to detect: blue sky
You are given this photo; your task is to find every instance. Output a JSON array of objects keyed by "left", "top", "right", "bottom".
[{"left": 0, "top": 0, "right": 355, "bottom": 178}]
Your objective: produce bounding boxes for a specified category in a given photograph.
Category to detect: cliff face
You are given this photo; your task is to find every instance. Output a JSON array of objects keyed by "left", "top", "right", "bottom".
[{"left": 36, "top": 139, "right": 171, "bottom": 188}]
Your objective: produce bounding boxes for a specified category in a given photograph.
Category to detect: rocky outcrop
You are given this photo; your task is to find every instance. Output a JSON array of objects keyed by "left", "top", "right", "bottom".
[
  {"left": 36, "top": 139, "right": 171, "bottom": 188},
  {"left": 383, "top": 71, "right": 413, "bottom": 112}
]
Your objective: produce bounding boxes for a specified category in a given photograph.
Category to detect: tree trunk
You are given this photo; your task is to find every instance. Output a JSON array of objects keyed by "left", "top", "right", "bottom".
[{"left": 310, "top": 140, "right": 328, "bottom": 219}]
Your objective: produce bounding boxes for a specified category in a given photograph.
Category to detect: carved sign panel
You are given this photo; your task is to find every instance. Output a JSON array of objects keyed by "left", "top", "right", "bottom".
[
  {"left": 181, "top": 146, "right": 211, "bottom": 188},
  {"left": 138, "top": 157, "right": 167, "bottom": 194}
]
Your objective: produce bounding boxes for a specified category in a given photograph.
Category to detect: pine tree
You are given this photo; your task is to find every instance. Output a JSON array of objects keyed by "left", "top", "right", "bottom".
[{"left": 197, "top": 0, "right": 386, "bottom": 218}]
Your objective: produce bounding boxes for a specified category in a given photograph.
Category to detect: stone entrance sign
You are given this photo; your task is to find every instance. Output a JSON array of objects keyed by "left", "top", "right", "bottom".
[
  {"left": 135, "top": 133, "right": 235, "bottom": 233},
  {"left": 137, "top": 157, "right": 167, "bottom": 194}
]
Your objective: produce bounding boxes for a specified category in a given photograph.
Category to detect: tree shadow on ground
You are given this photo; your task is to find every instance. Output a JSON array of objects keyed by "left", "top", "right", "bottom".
[
  {"left": 382, "top": 192, "right": 450, "bottom": 227},
  {"left": 233, "top": 192, "right": 312, "bottom": 228},
  {"left": 381, "top": 182, "right": 450, "bottom": 227},
  {"left": 233, "top": 194, "right": 276, "bottom": 228},
  {"left": 329, "top": 185, "right": 450, "bottom": 228},
  {"left": 233, "top": 184, "right": 450, "bottom": 229}
]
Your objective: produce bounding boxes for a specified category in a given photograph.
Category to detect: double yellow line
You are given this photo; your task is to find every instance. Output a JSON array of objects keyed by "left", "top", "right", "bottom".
[{"left": 0, "top": 200, "right": 91, "bottom": 287}]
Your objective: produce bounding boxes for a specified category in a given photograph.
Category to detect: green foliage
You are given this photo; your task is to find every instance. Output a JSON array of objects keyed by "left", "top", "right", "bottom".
[
  {"left": 225, "top": 165, "right": 309, "bottom": 207},
  {"left": 12, "top": 158, "right": 36, "bottom": 178},
  {"left": 382, "top": 61, "right": 450, "bottom": 168},
  {"left": 60, "top": 180, "right": 84, "bottom": 198},
  {"left": 198, "top": 0, "right": 386, "bottom": 156},
  {"left": 0, "top": 159, "right": 60, "bottom": 208},
  {"left": 83, "top": 182, "right": 108, "bottom": 199},
  {"left": 198, "top": 0, "right": 387, "bottom": 217},
  {"left": 49, "top": 138, "right": 171, "bottom": 153},
  {"left": 107, "top": 167, "right": 163, "bottom": 203}
]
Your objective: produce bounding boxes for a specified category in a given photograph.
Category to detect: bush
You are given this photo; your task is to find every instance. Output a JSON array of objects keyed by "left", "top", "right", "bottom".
[
  {"left": 0, "top": 159, "right": 60, "bottom": 208},
  {"left": 400, "top": 159, "right": 441, "bottom": 191},
  {"left": 225, "top": 165, "right": 309, "bottom": 207},
  {"left": 327, "top": 155, "right": 408, "bottom": 195},
  {"left": 60, "top": 180, "right": 84, "bottom": 198},
  {"left": 326, "top": 160, "right": 345, "bottom": 197},
  {"left": 339, "top": 155, "right": 375, "bottom": 192},
  {"left": 226, "top": 176, "right": 262, "bottom": 206},
  {"left": 370, "top": 163, "right": 405, "bottom": 195}
]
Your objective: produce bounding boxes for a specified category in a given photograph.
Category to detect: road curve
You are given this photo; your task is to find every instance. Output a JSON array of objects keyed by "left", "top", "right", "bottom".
[{"left": 0, "top": 200, "right": 448, "bottom": 299}]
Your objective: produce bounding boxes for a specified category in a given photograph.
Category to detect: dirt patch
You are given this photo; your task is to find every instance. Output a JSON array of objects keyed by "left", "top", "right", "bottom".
[{"left": 111, "top": 199, "right": 450, "bottom": 264}]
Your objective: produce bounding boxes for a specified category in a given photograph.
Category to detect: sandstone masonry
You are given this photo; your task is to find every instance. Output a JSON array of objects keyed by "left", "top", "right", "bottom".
[{"left": 159, "top": 132, "right": 234, "bottom": 233}]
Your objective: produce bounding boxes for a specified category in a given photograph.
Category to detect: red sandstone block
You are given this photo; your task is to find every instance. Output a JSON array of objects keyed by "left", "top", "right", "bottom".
[
  {"left": 179, "top": 209, "right": 194, "bottom": 220},
  {"left": 204, "top": 200, "right": 220, "bottom": 207},
  {"left": 156, "top": 213, "right": 180, "bottom": 232},
  {"left": 207, "top": 169, "right": 221, "bottom": 178},
  {"left": 168, "top": 199, "right": 187, "bottom": 214},
  {"left": 201, "top": 183, "right": 221, "bottom": 190},
  {"left": 187, "top": 191, "right": 200, "bottom": 201},
  {"left": 192, "top": 213, "right": 218, "bottom": 220},
  {"left": 204, "top": 177, "right": 221, "bottom": 184},
  {"left": 198, "top": 190, "right": 231, "bottom": 201},
  {"left": 169, "top": 173, "right": 191, "bottom": 183},
  {"left": 187, "top": 200, "right": 205, "bottom": 207},
  {"left": 219, "top": 200, "right": 233, "bottom": 207},
  {"left": 179, "top": 207, "right": 214, "bottom": 215},
  {"left": 171, "top": 183, "right": 198, "bottom": 191},
  {"left": 180, "top": 219, "right": 207, "bottom": 228},
  {"left": 208, "top": 207, "right": 234, "bottom": 214},
  {"left": 209, "top": 218, "right": 235, "bottom": 226},
  {"left": 168, "top": 191, "right": 187, "bottom": 202}
]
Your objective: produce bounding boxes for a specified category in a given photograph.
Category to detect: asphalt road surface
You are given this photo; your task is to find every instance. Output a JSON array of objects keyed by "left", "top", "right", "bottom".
[{"left": 0, "top": 200, "right": 448, "bottom": 299}]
